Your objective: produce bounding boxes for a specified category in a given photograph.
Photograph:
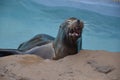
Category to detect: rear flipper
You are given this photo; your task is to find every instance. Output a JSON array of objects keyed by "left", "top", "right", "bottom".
[{"left": 0, "top": 49, "right": 22, "bottom": 57}]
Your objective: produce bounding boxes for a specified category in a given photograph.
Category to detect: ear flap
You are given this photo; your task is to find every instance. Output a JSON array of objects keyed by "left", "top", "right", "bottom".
[{"left": 80, "top": 21, "right": 84, "bottom": 29}]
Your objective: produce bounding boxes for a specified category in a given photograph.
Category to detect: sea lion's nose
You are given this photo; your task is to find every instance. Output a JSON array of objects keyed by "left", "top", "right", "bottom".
[
  {"left": 72, "top": 20, "right": 80, "bottom": 26},
  {"left": 72, "top": 19, "right": 80, "bottom": 24},
  {"left": 74, "top": 19, "right": 80, "bottom": 23}
]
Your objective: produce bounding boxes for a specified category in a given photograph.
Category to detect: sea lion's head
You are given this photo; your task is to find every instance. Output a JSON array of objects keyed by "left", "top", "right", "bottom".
[
  {"left": 57, "top": 17, "right": 84, "bottom": 46},
  {"left": 53, "top": 17, "right": 84, "bottom": 59}
]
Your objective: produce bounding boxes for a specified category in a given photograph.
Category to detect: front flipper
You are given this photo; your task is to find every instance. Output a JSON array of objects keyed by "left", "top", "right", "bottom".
[{"left": 18, "top": 34, "right": 55, "bottom": 51}]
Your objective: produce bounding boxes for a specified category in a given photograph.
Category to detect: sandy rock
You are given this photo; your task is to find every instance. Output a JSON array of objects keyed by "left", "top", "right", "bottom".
[
  {"left": 87, "top": 60, "right": 114, "bottom": 74},
  {"left": 0, "top": 50, "right": 120, "bottom": 80}
]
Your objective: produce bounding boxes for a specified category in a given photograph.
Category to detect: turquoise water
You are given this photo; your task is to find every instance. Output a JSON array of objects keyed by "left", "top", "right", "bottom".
[{"left": 0, "top": 0, "right": 120, "bottom": 52}]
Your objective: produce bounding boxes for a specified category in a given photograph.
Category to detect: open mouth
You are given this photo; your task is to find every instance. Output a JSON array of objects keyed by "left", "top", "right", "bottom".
[
  {"left": 66, "top": 25, "right": 82, "bottom": 44},
  {"left": 68, "top": 26, "right": 81, "bottom": 38},
  {"left": 64, "top": 18, "right": 83, "bottom": 44}
]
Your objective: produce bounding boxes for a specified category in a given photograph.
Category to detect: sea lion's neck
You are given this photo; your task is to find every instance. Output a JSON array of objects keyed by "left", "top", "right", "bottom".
[{"left": 53, "top": 35, "right": 77, "bottom": 60}]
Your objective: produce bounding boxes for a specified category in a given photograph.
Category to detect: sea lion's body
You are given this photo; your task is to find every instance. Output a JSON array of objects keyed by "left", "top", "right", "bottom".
[
  {"left": 0, "top": 34, "right": 55, "bottom": 58},
  {"left": 0, "top": 43, "right": 55, "bottom": 59},
  {"left": 25, "top": 43, "right": 55, "bottom": 59},
  {"left": 0, "top": 17, "right": 84, "bottom": 60}
]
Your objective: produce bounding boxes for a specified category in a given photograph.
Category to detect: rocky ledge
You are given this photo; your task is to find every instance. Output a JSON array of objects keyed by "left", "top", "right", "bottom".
[{"left": 0, "top": 50, "right": 120, "bottom": 80}]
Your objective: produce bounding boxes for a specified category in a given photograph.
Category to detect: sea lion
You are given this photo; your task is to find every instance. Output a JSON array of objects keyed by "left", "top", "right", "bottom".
[{"left": 0, "top": 17, "right": 84, "bottom": 60}]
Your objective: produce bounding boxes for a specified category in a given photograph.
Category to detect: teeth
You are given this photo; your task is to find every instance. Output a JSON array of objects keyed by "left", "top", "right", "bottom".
[
  {"left": 72, "top": 33, "right": 74, "bottom": 36},
  {"left": 69, "top": 33, "right": 79, "bottom": 36},
  {"left": 75, "top": 33, "right": 78, "bottom": 36},
  {"left": 69, "top": 33, "right": 72, "bottom": 36}
]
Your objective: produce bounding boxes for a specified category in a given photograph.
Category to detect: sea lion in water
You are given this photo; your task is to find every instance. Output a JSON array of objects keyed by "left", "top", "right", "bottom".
[{"left": 0, "top": 17, "right": 84, "bottom": 60}]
